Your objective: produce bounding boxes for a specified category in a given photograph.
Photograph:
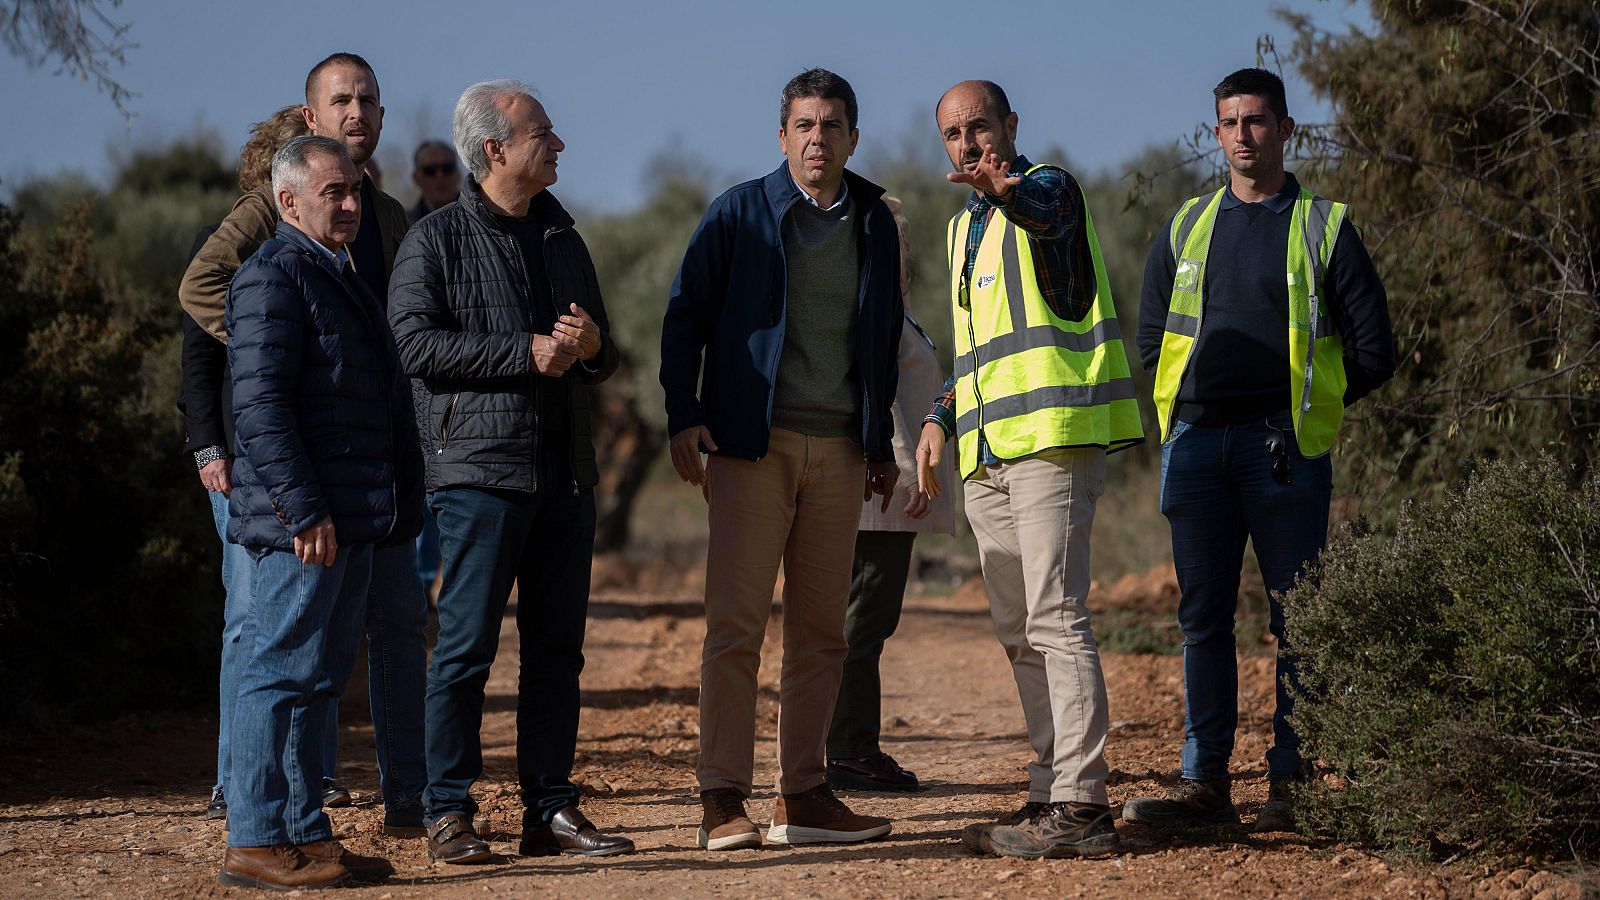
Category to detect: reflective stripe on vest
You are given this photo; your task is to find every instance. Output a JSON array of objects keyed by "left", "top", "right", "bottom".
[
  {"left": 947, "top": 164, "right": 1144, "bottom": 480},
  {"left": 1150, "top": 186, "right": 1349, "bottom": 457}
]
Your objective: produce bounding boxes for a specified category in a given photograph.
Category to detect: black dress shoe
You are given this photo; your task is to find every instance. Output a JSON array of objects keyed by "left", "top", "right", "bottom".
[
  {"left": 381, "top": 795, "right": 427, "bottom": 838},
  {"left": 321, "top": 777, "right": 353, "bottom": 808},
  {"left": 826, "top": 751, "right": 920, "bottom": 792},
  {"left": 204, "top": 787, "right": 228, "bottom": 820},
  {"left": 520, "top": 806, "right": 635, "bottom": 857}
]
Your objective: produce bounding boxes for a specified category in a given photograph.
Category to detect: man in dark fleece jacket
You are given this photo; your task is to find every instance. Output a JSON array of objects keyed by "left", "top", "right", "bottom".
[
  {"left": 387, "top": 80, "right": 632, "bottom": 865},
  {"left": 660, "top": 68, "right": 903, "bottom": 852}
]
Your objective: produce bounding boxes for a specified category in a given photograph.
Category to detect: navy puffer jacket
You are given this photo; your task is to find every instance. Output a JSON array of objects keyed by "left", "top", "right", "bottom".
[{"left": 225, "top": 222, "right": 424, "bottom": 550}]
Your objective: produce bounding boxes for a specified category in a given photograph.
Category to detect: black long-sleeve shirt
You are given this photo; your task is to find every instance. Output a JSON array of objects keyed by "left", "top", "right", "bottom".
[{"left": 1137, "top": 174, "right": 1396, "bottom": 425}]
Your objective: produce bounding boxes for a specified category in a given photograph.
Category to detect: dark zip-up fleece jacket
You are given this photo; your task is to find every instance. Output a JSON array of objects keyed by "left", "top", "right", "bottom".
[
  {"left": 659, "top": 163, "right": 903, "bottom": 463},
  {"left": 387, "top": 175, "right": 621, "bottom": 494},
  {"left": 225, "top": 222, "right": 424, "bottom": 550}
]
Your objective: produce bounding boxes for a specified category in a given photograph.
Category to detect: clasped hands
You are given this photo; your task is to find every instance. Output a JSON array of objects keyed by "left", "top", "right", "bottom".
[{"left": 531, "top": 303, "right": 602, "bottom": 377}]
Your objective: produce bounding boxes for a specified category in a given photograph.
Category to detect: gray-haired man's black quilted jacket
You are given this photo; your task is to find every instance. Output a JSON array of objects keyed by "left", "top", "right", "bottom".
[{"left": 387, "top": 176, "right": 620, "bottom": 494}]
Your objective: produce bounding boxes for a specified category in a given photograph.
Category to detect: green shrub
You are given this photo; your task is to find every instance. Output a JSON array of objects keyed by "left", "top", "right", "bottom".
[
  {"left": 0, "top": 141, "right": 234, "bottom": 725},
  {"left": 1286, "top": 456, "right": 1600, "bottom": 859}
]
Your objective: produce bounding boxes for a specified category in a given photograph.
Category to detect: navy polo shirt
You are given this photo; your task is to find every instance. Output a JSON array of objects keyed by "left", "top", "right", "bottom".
[{"left": 1136, "top": 173, "right": 1396, "bottom": 426}]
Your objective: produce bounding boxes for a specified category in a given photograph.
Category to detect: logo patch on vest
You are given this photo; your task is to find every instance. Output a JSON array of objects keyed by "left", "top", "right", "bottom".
[
  {"left": 976, "top": 273, "right": 996, "bottom": 290},
  {"left": 1174, "top": 259, "right": 1201, "bottom": 293}
]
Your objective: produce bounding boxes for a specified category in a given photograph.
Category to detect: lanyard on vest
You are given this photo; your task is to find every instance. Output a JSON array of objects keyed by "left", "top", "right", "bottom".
[{"left": 957, "top": 207, "right": 997, "bottom": 310}]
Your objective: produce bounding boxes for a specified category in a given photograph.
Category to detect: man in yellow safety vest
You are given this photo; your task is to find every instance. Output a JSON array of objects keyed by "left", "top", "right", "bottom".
[
  {"left": 915, "top": 79, "right": 1143, "bottom": 861},
  {"left": 1124, "top": 67, "right": 1395, "bottom": 833}
]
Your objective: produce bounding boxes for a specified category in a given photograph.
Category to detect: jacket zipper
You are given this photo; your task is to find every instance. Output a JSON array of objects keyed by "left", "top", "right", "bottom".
[
  {"left": 544, "top": 226, "right": 580, "bottom": 496},
  {"left": 436, "top": 392, "right": 460, "bottom": 452},
  {"left": 855, "top": 215, "right": 875, "bottom": 458}
]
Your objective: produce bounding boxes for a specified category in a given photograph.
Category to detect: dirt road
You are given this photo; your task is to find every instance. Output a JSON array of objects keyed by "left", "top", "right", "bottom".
[{"left": 0, "top": 576, "right": 1586, "bottom": 898}]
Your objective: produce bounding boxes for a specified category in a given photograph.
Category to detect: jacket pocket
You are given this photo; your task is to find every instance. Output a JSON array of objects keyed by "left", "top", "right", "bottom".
[{"left": 436, "top": 392, "right": 461, "bottom": 451}]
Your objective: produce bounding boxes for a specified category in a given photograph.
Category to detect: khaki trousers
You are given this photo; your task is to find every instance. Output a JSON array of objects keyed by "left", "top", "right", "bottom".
[
  {"left": 964, "top": 447, "right": 1111, "bottom": 805},
  {"left": 697, "top": 428, "right": 864, "bottom": 796}
]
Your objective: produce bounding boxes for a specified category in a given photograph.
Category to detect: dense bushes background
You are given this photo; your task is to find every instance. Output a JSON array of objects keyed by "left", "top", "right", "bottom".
[
  {"left": 0, "top": 142, "right": 235, "bottom": 723},
  {"left": 1286, "top": 456, "right": 1600, "bottom": 858}
]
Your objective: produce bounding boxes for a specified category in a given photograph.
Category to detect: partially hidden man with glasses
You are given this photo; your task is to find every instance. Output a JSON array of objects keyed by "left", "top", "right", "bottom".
[
  {"left": 1127, "top": 67, "right": 1395, "bottom": 835},
  {"left": 408, "top": 140, "right": 461, "bottom": 224}
]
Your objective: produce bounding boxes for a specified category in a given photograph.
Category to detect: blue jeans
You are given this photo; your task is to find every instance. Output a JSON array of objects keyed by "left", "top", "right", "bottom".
[
  {"left": 315, "top": 540, "right": 429, "bottom": 808},
  {"left": 424, "top": 456, "right": 593, "bottom": 824},
  {"left": 416, "top": 508, "right": 440, "bottom": 584},
  {"left": 1159, "top": 412, "right": 1331, "bottom": 782},
  {"left": 208, "top": 488, "right": 254, "bottom": 794},
  {"left": 227, "top": 544, "right": 372, "bottom": 847}
]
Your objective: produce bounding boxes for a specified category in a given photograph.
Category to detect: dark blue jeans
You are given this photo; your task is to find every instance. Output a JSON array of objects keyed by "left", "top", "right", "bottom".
[
  {"left": 228, "top": 544, "right": 372, "bottom": 847},
  {"left": 1159, "top": 412, "right": 1331, "bottom": 782},
  {"left": 423, "top": 454, "right": 593, "bottom": 824},
  {"left": 315, "top": 541, "right": 429, "bottom": 808}
]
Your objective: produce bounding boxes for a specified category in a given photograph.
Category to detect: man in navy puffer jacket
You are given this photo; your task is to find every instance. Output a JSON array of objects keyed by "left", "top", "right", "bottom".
[{"left": 221, "top": 135, "right": 421, "bottom": 892}]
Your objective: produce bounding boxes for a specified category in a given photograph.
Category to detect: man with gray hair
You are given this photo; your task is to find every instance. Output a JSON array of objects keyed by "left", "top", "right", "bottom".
[
  {"left": 221, "top": 135, "right": 422, "bottom": 890},
  {"left": 390, "top": 79, "right": 630, "bottom": 863},
  {"left": 178, "top": 52, "right": 429, "bottom": 843}
]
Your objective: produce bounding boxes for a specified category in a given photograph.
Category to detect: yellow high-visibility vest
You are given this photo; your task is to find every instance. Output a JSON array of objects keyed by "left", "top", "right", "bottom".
[
  {"left": 1151, "top": 186, "right": 1348, "bottom": 457},
  {"left": 947, "top": 164, "right": 1144, "bottom": 480}
]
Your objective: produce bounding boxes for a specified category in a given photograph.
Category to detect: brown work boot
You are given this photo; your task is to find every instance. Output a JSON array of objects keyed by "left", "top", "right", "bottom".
[
  {"left": 768, "top": 783, "right": 891, "bottom": 845},
  {"left": 298, "top": 838, "right": 394, "bottom": 883},
  {"left": 217, "top": 844, "right": 350, "bottom": 891},
  {"left": 698, "top": 787, "right": 761, "bottom": 850},
  {"left": 1253, "top": 779, "right": 1298, "bottom": 833},
  {"left": 988, "top": 802, "right": 1121, "bottom": 859},
  {"left": 1122, "top": 777, "right": 1241, "bottom": 828},
  {"left": 961, "top": 800, "right": 1052, "bottom": 854}
]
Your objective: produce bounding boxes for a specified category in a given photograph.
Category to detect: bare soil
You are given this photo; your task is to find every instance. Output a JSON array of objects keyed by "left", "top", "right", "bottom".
[{"left": 0, "top": 563, "right": 1591, "bottom": 898}]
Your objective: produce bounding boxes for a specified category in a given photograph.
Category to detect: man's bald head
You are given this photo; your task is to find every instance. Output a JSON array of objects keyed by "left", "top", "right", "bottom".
[
  {"left": 936, "top": 80, "right": 1019, "bottom": 172},
  {"left": 936, "top": 80, "right": 1011, "bottom": 123}
]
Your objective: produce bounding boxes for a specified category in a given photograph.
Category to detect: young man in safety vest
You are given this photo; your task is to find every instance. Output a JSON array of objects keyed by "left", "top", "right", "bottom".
[
  {"left": 1125, "top": 67, "right": 1395, "bottom": 833},
  {"left": 915, "top": 80, "right": 1143, "bottom": 860}
]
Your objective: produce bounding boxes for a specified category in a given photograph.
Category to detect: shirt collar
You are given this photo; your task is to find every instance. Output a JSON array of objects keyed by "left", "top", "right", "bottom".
[
  {"left": 966, "top": 153, "right": 1032, "bottom": 212},
  {"left": 291, "top": 224, "right": 349, "bottom": 269},
  {"left": 1220, "top": 172, "right": 1300, "bottom": 213},
  {"left": 791, "top": 173, "right": 850, "bottom": 211}
]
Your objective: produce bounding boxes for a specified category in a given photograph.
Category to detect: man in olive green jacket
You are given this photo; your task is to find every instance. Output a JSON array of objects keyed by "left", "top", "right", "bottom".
[{"left": 181, "top": 51, "right": 428, "bottom": 845}]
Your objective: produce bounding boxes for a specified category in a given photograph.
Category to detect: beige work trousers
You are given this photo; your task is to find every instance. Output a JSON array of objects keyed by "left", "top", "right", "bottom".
[
  {"left": 964, "top": 447, "right": 1111, "bottom": 805},
  {"left": 697, "top": 428, "right": 864, "bottom": 796}
]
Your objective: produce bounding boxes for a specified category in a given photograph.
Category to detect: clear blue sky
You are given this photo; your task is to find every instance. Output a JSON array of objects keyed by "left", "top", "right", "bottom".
[{"left": 2, "top": 0, "right": 1373, "bottom": 213}]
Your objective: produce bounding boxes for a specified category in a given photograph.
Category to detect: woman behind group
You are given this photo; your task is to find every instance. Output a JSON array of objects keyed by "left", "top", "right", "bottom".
[
  {"left": 178, "top": 104, "right": 310, "bottom": 819},
  {"left": 825, "top": 196, "right": 956, "bottom": 792}
]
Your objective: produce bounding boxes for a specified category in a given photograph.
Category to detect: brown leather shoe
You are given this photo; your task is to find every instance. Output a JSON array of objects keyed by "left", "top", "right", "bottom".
[
  {"left": 698, "top": 788, "right": 761, "bottom": 850},
  {"left": 428, "top": 812, "right": 492, "bottom": 864},
  {"left": 298, "top": 838, "right": 394, "bottom": 882},
  {"left": 218, "top": 844, "right": 350, "bottom": 891},
  {"left": 768, "top": 784, "right": 891, "bottom": 845}
]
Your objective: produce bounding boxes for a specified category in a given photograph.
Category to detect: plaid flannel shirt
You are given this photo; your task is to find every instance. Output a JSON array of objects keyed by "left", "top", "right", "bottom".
[{"left": 925, "top": 155, "right": 1096, "bottom": 443}]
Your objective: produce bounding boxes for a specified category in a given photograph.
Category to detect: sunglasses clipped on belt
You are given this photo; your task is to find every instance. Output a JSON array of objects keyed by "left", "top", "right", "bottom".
[
  {"left": 419, "top": 162, "right": 458, "bottom": 177},
  {"left": 1264, "top": 422, "right": 1293, "bottom": 486}
]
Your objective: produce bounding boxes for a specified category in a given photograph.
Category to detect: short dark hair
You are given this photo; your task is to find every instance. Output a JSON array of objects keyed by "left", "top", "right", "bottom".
[
  {"left": 305, "top": 52, "right": 379, "bottom": 104},
  {"left": 1213, "top": 67, "right": 1287, "bottom": 122},
  {"left": 780, "top": 68, "right": 858, "bottom": 132},
  {"left": 412, "top": 139, "right": 456, "bottom": 168}
]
